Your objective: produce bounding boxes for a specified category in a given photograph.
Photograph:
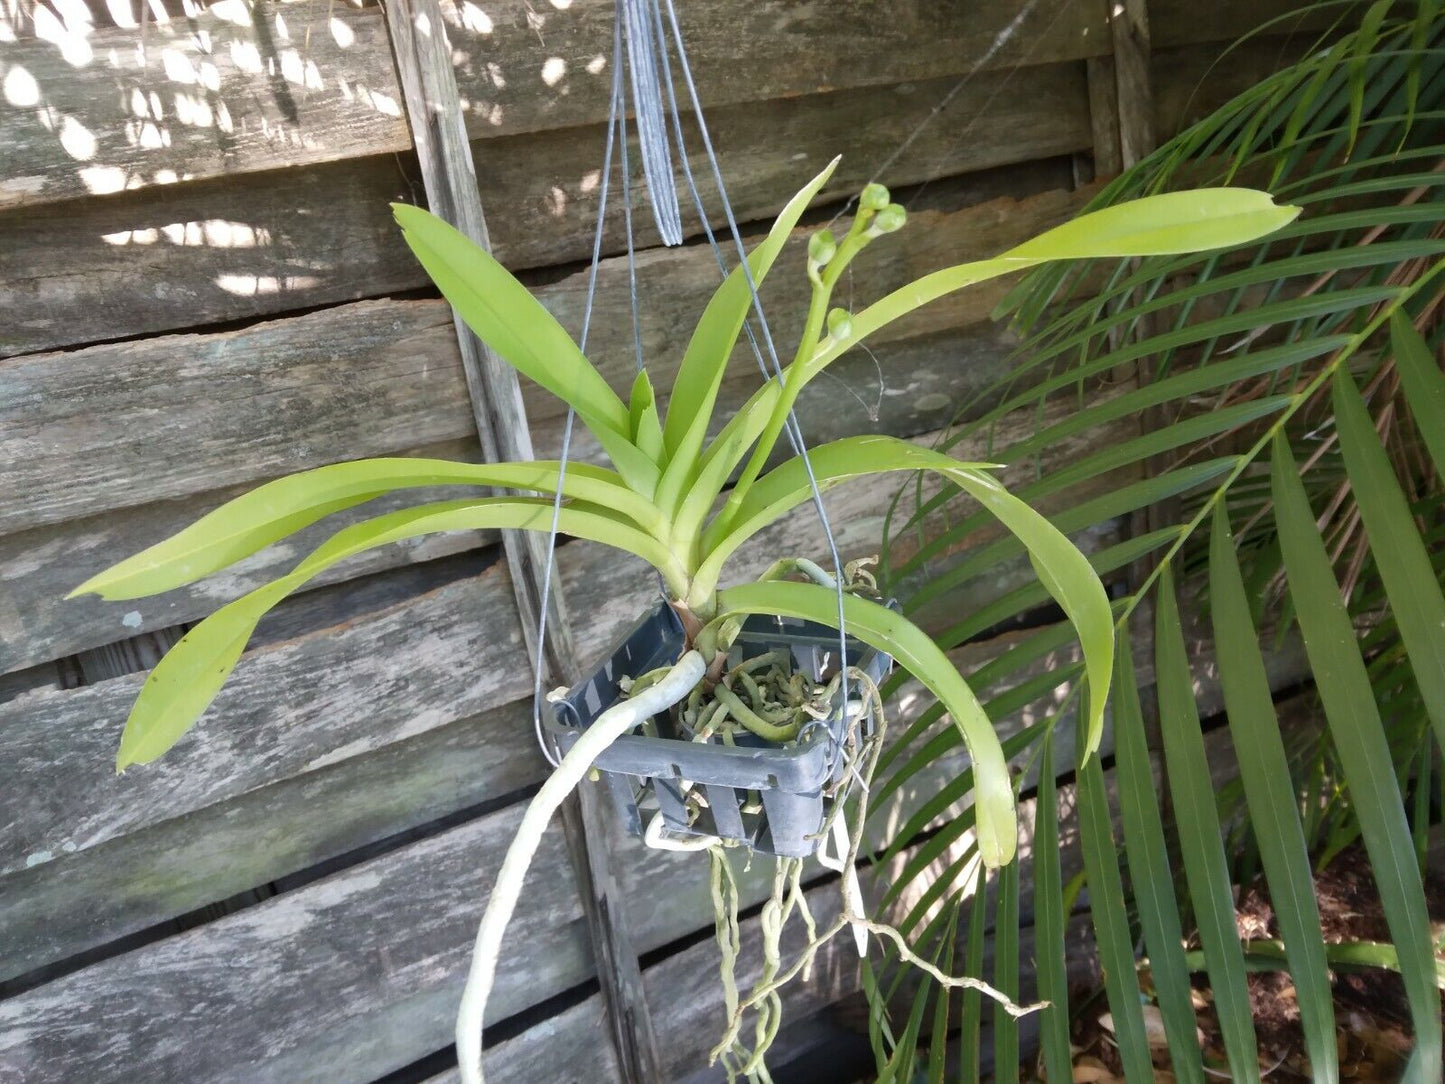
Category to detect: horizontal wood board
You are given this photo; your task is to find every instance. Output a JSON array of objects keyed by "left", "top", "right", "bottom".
[
  {"left": 0, "top": 0, "right": 1108, "bottom": 210},
  {"left": 0, "top": 4, "right": 1334, "bottom": 1081},
  {"left": 0, "top": 673, "right": 1318, "bottom": 1082},
  {"left": 1, "top": 25, "right": 1306, "bottom": 360}
]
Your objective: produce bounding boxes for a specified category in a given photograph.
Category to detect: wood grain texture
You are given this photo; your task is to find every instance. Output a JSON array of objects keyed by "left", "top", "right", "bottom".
[
  {"left": 419, "top": 993, "right": 621, "bottom": 1083},
  {"left": 386, "top": 2, "right": 660, "bottom": 1076},
  {"left": 1147, "top": 0, "right": 1336, "bottom": 49},
  {"left": 0, "top": 0, "right": 1104, "bottom": 211},
  {"left": 0, "top": 0, "right": 409, "bottom": 210},
  {"left": 0, "top": 441, "right": 492, "bottom": 673},
  {"left": 0, "top": 699, "right": 541, "bottom": 983},
  {"left": 0, "top": 386, "right": 1130, "bottom": 882},
  {"left": 0, "top": 805, "right": 593, "bottom": 1084},
  {"left": 0, "top": 63, "right": 1090, "bottom": 358},
  {"left": 0, "top": 184, "right": 1091, "bottom": 538},
  {"left": 0, "top": 570, "right": 529, "bottom": 877}
]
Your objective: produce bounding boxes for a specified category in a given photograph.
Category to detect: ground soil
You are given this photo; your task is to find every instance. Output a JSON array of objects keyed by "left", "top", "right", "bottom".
[{"left": 1063, "top": 844, "right": 1445, "bottom": 1082}]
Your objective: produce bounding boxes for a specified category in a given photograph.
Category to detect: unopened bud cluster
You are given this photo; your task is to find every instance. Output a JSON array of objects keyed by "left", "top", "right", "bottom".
[
  {"left": 800, "top": 180, "right": 909, "bottom": 351},
  {"left": 804, "top": 181, "right": 909, "bottom": 288}
]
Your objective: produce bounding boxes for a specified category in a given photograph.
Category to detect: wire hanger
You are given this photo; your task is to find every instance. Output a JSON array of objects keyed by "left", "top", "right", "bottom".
[{"left": 530, "top": 0, "right": 851, "bottom": 774}]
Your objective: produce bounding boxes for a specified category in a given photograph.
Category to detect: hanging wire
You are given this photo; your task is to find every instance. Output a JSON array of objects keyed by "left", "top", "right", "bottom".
[
  {"left": 533, "top": 0, "right": 1067, "bottom": 773},
  {"left": 617, "top": 45, "right": 675, "bottom": 606},
  {"left": 655, "top": 0, "right": 854, "bottom": 754},
  {"left": 622, "top": 0, "right": 683, "bottom": 244},
  {"left": 531, "top": 12, "right": 628, "bottom": 768}
]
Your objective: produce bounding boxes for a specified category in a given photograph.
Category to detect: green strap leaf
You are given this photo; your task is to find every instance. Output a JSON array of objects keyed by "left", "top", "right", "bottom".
[
  {"left": 715, "top": 580, "right": 1018, "bottom": 868},
  {"left": 1156, "top": 565, "right": 1260, "bottom": 1083},
  {"left": 628, "top": 370, "right": 665, "bottom": 467},
  {"left": 1210, "top": 508, "right": 1338, "bottom": 1084},
  {"left": 1005, "top": 188, "right": 1302, "bottom": 262},
  {"left": 958, "top": 862, "right": 989, "bottom": 1084},
  {"left": 702, "top": 436, "right": 1113, "bottom": 761},
  {"left": 116, "top": 497, "right": 682, "bottom": 770},
  {"left": 393, "top": 204, "right": 661, "bottom": 495},
  {"left": 992, "top": 856, "right": 1021, "bottom": 1084},
  {"left": 826, "top": 191, "right": 1298, "bottom": 383},
  {"left": 1111, "top": 630, "right": 1205, "bottom": 1084},
  {"left": 393, "top": 202, "right": 634, "bottom": 439},
  {"left": 1272, "top": 435, "right": 1441, "bottom": 1081},
  {"left": 1391, "top": 311, "right": 1445, "bottom": 479},
  {"left": 1334, "top": 365, "right": 1445, "bottom": 766},
  {"left": 671, "top": 381, "right": 782, "bottom": 556},
  {"left": 71, "top": 457, "right": 663, "bottom": 601},
  {"left": 730, "top": 189, "right": 1299, "bottom": 510},
  {"left": 655, "top": 157, "right": 840, "bottom": 516}
]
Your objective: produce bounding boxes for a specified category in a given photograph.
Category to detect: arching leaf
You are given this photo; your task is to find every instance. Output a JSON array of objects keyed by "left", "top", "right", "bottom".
[
  {"left": 71, "top": 458, "right": 664, "bottom": 600},
  {"left": 715, "top": 580, "right": 1018, "bottom": 868},
  {"left": 116, "top": 498, "right": 683, "bottom": 769}
]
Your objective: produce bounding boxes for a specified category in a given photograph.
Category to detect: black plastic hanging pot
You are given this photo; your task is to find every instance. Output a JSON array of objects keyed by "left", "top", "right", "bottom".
[{"left": 545, "top": 601, "right": 893, "bottom": 858}]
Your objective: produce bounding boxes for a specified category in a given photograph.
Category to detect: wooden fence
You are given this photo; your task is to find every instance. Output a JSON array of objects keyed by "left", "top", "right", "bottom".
[{"left": 0, "top": 1, "right": 1326, "bottom": 1080}]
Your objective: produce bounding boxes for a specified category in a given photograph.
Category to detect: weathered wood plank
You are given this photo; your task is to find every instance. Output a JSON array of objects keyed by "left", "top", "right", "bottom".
[
  {"left": 0, "top": 183, "right": 1092, "bottom": 539},
  {"left": 0, "top": 384, "right": 1125, "bottom": 881},
  {"left": 420, "top": 993, "right": 621, "bottom": 1084},
  {"left": 0, "top": 805, "right": 593, "bottom": 1084},
  {"left": 1148, "top": 0, "right": 1337, "bottom": 49},
  {"left": 0, "top": 67, "right": 1089, "bottom": 359},
  {"left": 1152, "top": 36, "right": 1320, "bottom": 140},
  {"left": 387, "top": 1, "right": 662, "bottom": 1075},
  {"left": 0, "top": 699, "right": 541, "bottom": 984},
  {"left": 0, "top": 0, "right": 1104, "bottom": 211},
  {"left": 0, "top": 441, "right": 493, "bottom": 673},
  {"left": 0, "top": 0, "right": 408, "bottom": 210},
  {"left": 0, "top": 569, "right": 528, "bottom": 877}
]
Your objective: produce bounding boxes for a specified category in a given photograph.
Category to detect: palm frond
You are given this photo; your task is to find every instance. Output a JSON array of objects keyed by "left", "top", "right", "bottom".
[{"left": 868, "top": 4, "right": 1445, "bottom": 1077}]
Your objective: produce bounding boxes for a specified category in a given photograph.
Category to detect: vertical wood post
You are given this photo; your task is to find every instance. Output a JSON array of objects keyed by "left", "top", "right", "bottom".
[
  {"left": 1097, "top": 0, "right": 1174, "bottom": 744},
  {"left": 383, "top": 3, "right": 662, "bottom": 1079}
]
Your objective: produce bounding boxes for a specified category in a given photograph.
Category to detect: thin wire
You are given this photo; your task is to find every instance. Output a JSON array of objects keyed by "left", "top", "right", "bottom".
[
  {"left": 618, "top": 55, "right": 672, "bottom": 603},
  {"left": 657, "top": 0, "right": 852, "bottom": 752},
  {"left": 531, "top": 11, "right": 627, "bottom": 768},
  {"left": 640, "top": 0, "right": 804, "bottom": 459},
  {"left": 824, "top": 0, "right": 1049, "bottom": 230},
  {"left": 621, "top": 0, "right": 683, "bottom": 244}
]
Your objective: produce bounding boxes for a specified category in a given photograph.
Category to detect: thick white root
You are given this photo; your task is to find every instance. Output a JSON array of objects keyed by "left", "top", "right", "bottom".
[{"left": 456, "top": 649, "right": 706, "bottom": 1084}]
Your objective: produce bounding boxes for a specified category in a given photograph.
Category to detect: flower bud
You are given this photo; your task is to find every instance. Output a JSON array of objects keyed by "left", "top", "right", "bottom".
[
  {"left": 826, "top": 307, "right": 854, "bottom": 341},
  {"left": 859, "top": 182, "right": 890, "bottom": 212},
  {"left": 873, "top": 203, "right": 907, "bottom": 234},
  {"left": 807, "top": 229, "right": 837, "bottom": 267}
]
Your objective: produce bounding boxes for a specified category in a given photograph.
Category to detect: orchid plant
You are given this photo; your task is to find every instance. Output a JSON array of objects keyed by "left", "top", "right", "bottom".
[{"left": 72, "top": 158, "right": 1297, "bottom": 1083}]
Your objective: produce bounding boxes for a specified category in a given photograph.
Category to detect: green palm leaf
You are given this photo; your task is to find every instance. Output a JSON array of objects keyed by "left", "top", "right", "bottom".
[
  {"left": 1272, "top": 435, "right": 1440, "bottom": 1080},
  {"left": 1334, "top": 365, "right": 1445, "bottom": 755},
  {"left": 654, "top": 158, "right": 839, "bottom": 516},
  {"left": 1111, "top": 629, "right": 1205, "bottom": 1084},
  {"left": 1210, "top": 508, "right": 1337, "bottom": 1084},
  {"left": 1155, "top": 565, "right": 1260, "bottom": 1083}
]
